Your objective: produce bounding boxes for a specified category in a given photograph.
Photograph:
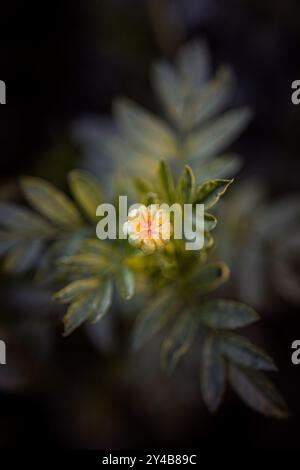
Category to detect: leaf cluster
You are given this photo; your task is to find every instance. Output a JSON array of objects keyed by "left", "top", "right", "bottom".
[{"left": 0, "top": 41, "right": 287, "bottom": 418}]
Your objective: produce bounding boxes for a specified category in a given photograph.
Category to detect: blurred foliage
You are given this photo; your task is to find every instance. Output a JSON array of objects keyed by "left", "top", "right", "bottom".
[
  {"left": 217, "top": 179, "right": 300, "bottom": 308},
  {"left": 0, "top": 41, "right": 288, "bottom": 418},
  {"left": 94, "top": 40, "right": 251, "bottom": 187}
]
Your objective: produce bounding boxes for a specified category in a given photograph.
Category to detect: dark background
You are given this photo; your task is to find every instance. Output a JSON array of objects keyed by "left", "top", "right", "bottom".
[{"left": 0, "top": 0, "right": 299, "bottom": 450}]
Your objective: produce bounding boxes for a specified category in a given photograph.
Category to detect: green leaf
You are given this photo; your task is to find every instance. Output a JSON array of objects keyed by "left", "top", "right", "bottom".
[
  {"left": 195, "top": 153, "right": 242, "bottom": 180},
  {"left": 81, "top": 239, "right": 120, "bottom": 260},
  {"left": 90, "top": 280, "right": 113, "bottom": 323},
  {"left": 229, "top": 364, "right": 289, "bottom": 418},
  {"left": 177, "top": 40, "right": 210, "bottom": 88},
  {"left": 187, "top": 108, "right": 252, "bottom": 163},
  {"left": 133, "top": 177, "right": 153, "bottom": 196},
  {"left": 158, "top": 159, "right": 176, "bottom": 204},
  {"left": 0, "top": 201, "right": 51, "bottom": 232},
  {"left": 204, "top": 213, "right": 217, "bottom": 231},
  {"left": 195, "top": 179, "right": 233, "bottom": 209},
  {"left": 63, "top": 291, "right": 100, "bottom": 336},
  {"left": 220, "top": 334, "right": 277, "bottom": 371},
  {"left": 4, "top": 239, "right": 44, "bottom": 273},
  {"left": 190, "top": 67, "right": 233, "bottom": 127},
  {"left": 58, "top": 254, "right": 113, "bottom": 274},
  {"left": 21, "top": 176, "right": 83, "bottom": 227},
  {"left": 0, "top": 231, "right": 20, "bottom": 256},
  {"left": 151, "top": 61, "right": 183, "bottom": 124},
  {"left": 203, "top": 231, "right": 215, "bottom": 252},
  {"left": 200, "top": 333, "right": 226, "bottom": 412},
  {"left": 132, "top": 292, "right": 175, "bottom": 350},
  {"left": 114, "top": 98, "right": 177, "bottom": 158},
  {"left": 116, "top": 267, "right": 135, "bottom": 300},
  {"left": 178, "top": 165, "right": 195, "bottom": 204},
  {"left": 68, "top": 169, "right": 103, "bottom": 220},
  {"left": 190, "top": 261, "right": 229, "bottom": 294},
  {"left": 161, "top": 309, "right": 198, "bottom": 372},
  {"left": 200, "top": 300, "right": 259, "bottom": 329},
  {"left": 53, "top": 277, "right": 101, "bottom": 303}
]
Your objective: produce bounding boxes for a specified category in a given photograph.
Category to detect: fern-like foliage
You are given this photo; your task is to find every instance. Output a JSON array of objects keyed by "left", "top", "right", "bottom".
[
  {"left": 0, "top": 41, "right": 288, "bottom": 418},
  {"left": 102, "top": 40, "right": 251, "bottom": 183}
]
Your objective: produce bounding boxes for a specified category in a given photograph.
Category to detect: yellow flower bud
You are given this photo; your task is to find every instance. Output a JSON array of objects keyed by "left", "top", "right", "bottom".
[{"left": 123, "top": 204, "right": 172, "bottom": 254}]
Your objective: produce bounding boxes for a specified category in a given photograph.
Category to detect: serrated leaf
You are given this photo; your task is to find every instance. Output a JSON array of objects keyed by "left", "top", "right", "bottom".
[
  {"left": 200, "top": 333, "right": 226, "bottom": 412},
  {"left": 53, "top": 277, "right": 101, "bottom": 304},
  {"left": 114, "top": 98, "right": 177, "bottom": 158},
  {"left": 220, "top": 334, "right": 277, "bottom": 371},
  {"left": 116, "top": 267, "right": 135, "bottom": 300},
  {"left": 68, "top": 169, "right": 103, "bottom": 220},
  {"left": 195, "top": 179, "right": 233, "bottom": 209},
  {"left": 187, "top": 108, "right": 252, "bottom": 163},
  {"left": 132, "top": 292, "right": 175, "bottom": 350},
  {"left": 190, "top": 261, "right": 229, "bottom": 294},
  {"left": 158, "top": 159, "right": 176, "bottom": 204},
  {"left": 4, "top": 239, "right": 44, "bottom": 273},
  {"left": 178, "top": 165, "right": 195, "bottom": 204},
  {"left": 200, "top": 300, "right": 259, "bottom": 329},
  {"left": 90, "top": 280, "right": 113, "bottom": 323},
  {"left": 161, "top": 309, "right": 198, "bottom": 372},
  {"left": 63, "top": 291, "right": 100, "bottom": 336},
  {"left": 229, "top": 364, "right": 288, "bottom": 418},
  {"left": 21, "top": 176, "right": 83, "bottom": 227},
  {"left": 0, "top": 201, "right": 51, "bottom": 232}
]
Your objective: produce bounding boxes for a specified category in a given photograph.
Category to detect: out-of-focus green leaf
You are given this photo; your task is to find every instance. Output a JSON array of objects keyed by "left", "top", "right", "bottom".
[
  {"left": 257, "top": 194, "right": 300, "bottom": 240},
  {"left": 0, "top": 201, "right": 51, "bottom": 232},
  {"left": 132, "top": 292, "right": 175, "bottom": 350},
  {"left": 114, "top": 98, "right": 178, "bottom": 158},
  {"left": 58, "top": 254, "right": 113, "bottom": 274},
  {"left": 229, "top": 364, "right": 288, "bottom": 418},
  {"left": 90, "top": 280, "right": 113, "bottom": 323},
  {"left": 68, "top": 169, "right": 103, "bottom": 221},
  {"left": 187, "top": 108, "right": 252, "bottom": 163},
  {"left": 195, "top": 179, "right": 233, "bottom": 209},
  {"left": 158, "top": 159, "right": 176, "bottom": 204},
  {"left": 151, "top": 62, "right": 183, "bottom": 124},
  {"left": 161, "top": 309, "right": 198, "bottom": 372},
  {"left": 200, "top": 333, "right": 226, "bottom": 412},
  {"left": 134, "top": 178, "right": 153, "bottom": 196},
  {"left": 190, "top": 67, "right": 233, "bottom": 127},
  {"left": 190, "top": 261, "right": 229, "bottom": 294},
  {"left": 63, "top": 291, "right": 99, "bottom": 336},
  {"left": 0, "top": 231, "right": 20, "bottom": 256},
  {"left": 4, "top": 239, "right": 44, "bottom": 273},
  {"left": 177, "top": 40, "right": 211, "bottom": 88},
  {"left": 195, "top": 154, "right": 242, "bottom": 180},
  {"left": 203, "top": 231, "right": 215, "bottom": 251},
  {"left": 204, "top": 213, "right": 217, "bottom": 231},
  {"left": 274, "top": 234, "right": 300, "bottom": 304},
  {"left": 53, "top": 277, "right": 101, "bottom": 303},
  {"left": 21, "top": 176, "right": 83, "bottom": 227},
  {"left": 116, "top": 267, "right": 135, "bottom": 300},
  {"left": 200, "top": 300, "right": 259, "bottom": 329},
  {"left": 81, "top": 239, "right": 119, "bottom": 259},
  {"left": 220, "top": 334, "right": 277, "bottom": 371},
  {"left": 178, "top": 165, "right": 195, "bottom": 204}
]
